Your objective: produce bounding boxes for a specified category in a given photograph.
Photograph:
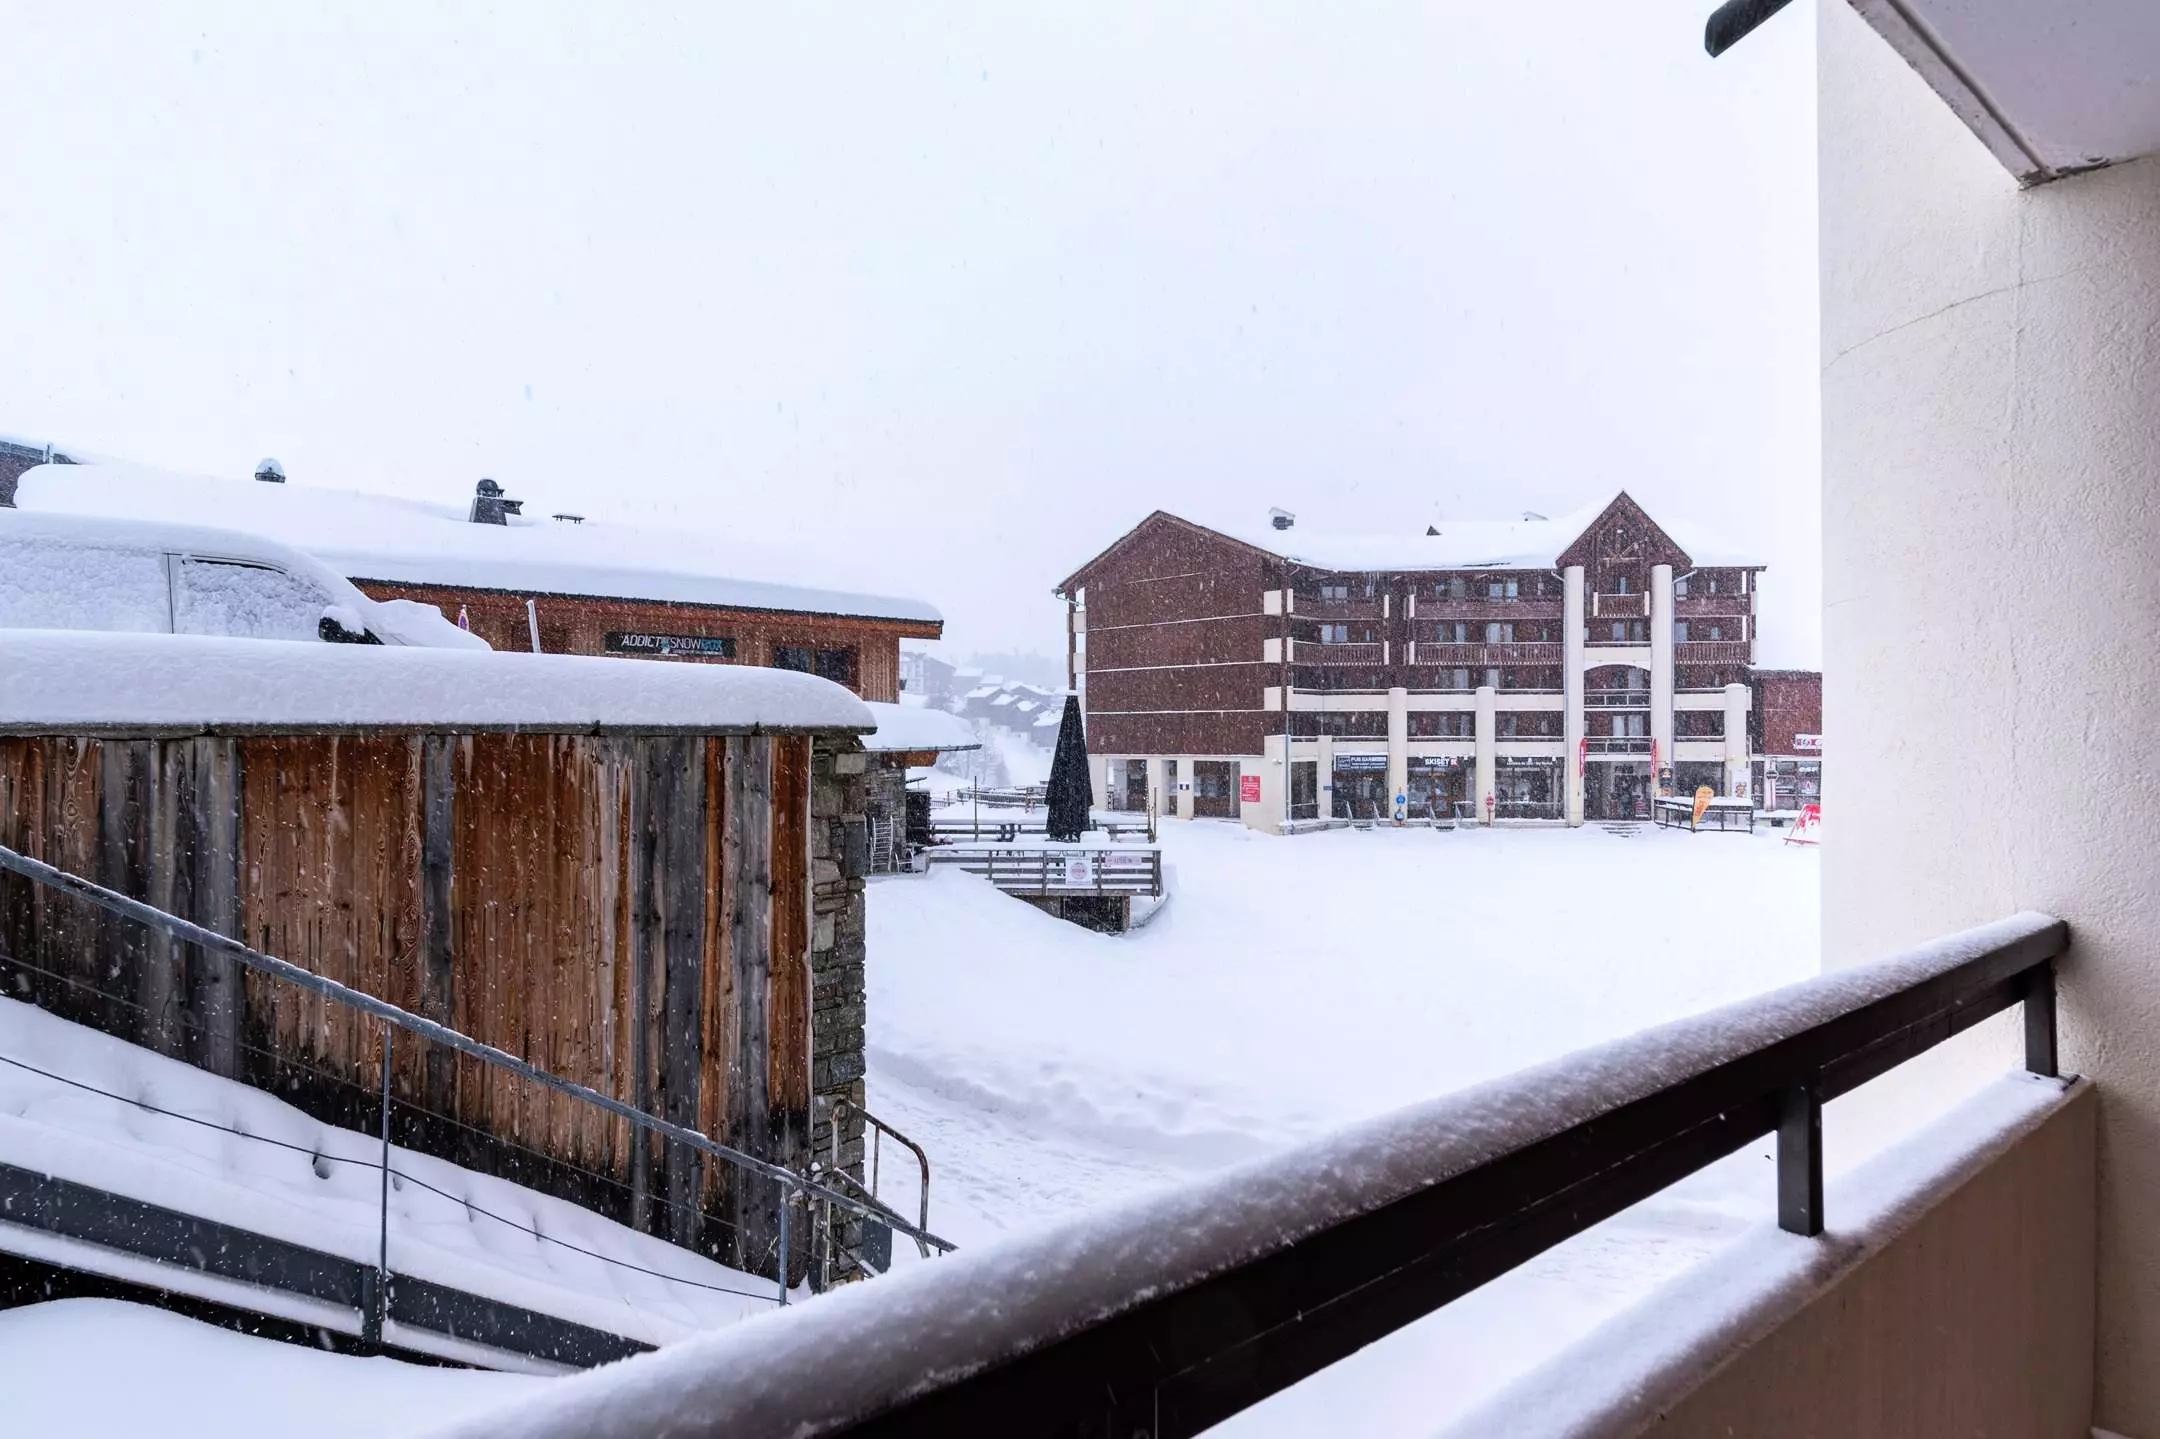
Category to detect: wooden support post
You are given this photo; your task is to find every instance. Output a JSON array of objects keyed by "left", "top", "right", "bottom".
[
  {"left": 1777, "top": 1082, "right": 1823, "bottom": 1237},
  {"left": 418, "top": 737, "right": 458, "bottom": 1120}
]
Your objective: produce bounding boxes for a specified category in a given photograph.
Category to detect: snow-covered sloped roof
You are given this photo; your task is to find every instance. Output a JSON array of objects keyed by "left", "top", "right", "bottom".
[
  {"left": 861, "top": 701, "right": 979, "bottom": 753},
  {"left": 0, "top": 630, "right": 874, "bottom": 736},
  {"left": 1210, "top": 494, "right": 1760, "bottom": 573},
  {"left": 14, "top": 460, "right": 942, "bottom": 627},
  {"left": 0, "top": 508, "right": 484, "bottom": 650}
]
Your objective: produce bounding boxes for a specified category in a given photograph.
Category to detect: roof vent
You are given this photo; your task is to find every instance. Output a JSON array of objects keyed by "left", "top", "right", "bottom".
[
  {"left": 1426, "top": 525, "right": 1440, "bottom": 536},
  {"left": 551, "top": 512, "right": 585, "bottom": 525},
  {"left": 254, "top": 458, "right": 286, "bottom": 484},
  {"left": 469, "top": 477, "right": 524, "bottom": 525},
  {"left": 1521, "top": 510, "right": 1546, "bottom": 522},
  {"left": 1269, "top": 507, "right": 1295, "bottom": 531}
]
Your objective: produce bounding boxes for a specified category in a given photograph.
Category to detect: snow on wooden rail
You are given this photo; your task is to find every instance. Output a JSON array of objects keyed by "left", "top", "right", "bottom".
[
  {"left": 0, "top": 629, "right": 874, "bottom": 736},
  {"left": 421, "top": 912, "right": 2066, "bottom": 1439}
]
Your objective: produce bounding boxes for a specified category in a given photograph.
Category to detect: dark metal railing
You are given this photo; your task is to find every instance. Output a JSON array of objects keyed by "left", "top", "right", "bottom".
[
  {"left": 479, "top": 913, "right": 2067, "bottom": 1438},
  {"left": 0, "top": 843, "right": 959, "bottom": 1311}
]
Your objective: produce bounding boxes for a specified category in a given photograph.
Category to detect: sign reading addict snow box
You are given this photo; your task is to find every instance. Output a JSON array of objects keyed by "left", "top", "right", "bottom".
[{"left": 605, "top": 631, "right": 737, "bottom": 659}]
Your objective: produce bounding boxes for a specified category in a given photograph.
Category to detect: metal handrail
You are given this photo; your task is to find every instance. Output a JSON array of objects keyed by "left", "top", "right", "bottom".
[{"left": 0, "top": 844, "right": 958, "bottom": 1266}]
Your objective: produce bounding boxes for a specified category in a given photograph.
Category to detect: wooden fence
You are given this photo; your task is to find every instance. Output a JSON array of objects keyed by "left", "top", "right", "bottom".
[
  {"left": 0, "top": 729, "right": 821, "bottom": 1276},
  {"left": 926, "top": 846, "right": 1162, "bottom": 897}
]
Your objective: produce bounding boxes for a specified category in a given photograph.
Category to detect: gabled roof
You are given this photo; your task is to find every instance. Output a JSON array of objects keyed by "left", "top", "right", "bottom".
[
  {"left": 16, "top": 459, "right": 943, "bottom": 629},
  {"left": 1056, "top": 493, "right": 1758, "bottom": 591}
]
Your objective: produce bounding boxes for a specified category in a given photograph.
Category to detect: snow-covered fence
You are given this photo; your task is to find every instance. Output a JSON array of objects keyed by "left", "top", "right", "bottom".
[
  {"left": 924, "top": 847, "right": 1163, "bottom": 897},
  {"left": 429, "top": 913, "right": 2066, "bottom": 1438}
]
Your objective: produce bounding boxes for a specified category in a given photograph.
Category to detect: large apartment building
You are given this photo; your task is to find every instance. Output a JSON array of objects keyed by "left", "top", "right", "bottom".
[{"left": 1055, "top": 492, "right": 1776, "bottom": 829}]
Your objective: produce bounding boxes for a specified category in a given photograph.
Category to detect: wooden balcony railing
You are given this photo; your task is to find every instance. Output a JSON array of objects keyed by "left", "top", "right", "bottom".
[
  {"left": 1676, "top": 640, "right": 1751, "bottom": 666},
  {"left": 1414, "top": 642, "right": 1562, "bottom": 666},
  {"left": 488, "top": 915, "right": 2067, "bottom": 1439},
  {"left": 1675, "top": 594, "right": 1752, "bottom": 619},
  {"left": 1290, "top": 641, "right": 1384, "bottom": 665},
  {"left": 1295, "top": 597, "right": 1385, "bottom": 621},
  {"left": 1590, "top": 592, "right": 1650, "bottom": 619},
  {"left": 1417, "top": 598, "right": 1563, "bottom": 621}
]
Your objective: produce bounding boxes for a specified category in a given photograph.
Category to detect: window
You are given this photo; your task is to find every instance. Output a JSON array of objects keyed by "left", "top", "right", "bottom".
[
  {"left": 1486, "top": 577, "right": 1518, "bottom": 601},
  {"left": 0, "top": 539, "right": 171, "bottom": 633},
  {"left": 1674, "top": 575, "right": 1690, "bottom": 598},
  {"left": 1320, "top": 582, "right": 1350, "bottom": 602},
  {"left": 1319, "top": 623, "right": 1350, "bottom": 645},
  {"left": 1448, "top": 667, "right": 1470, "bottom": 691},
  {"left": 1438, "top": 576, "right": 1467, "bottom": 601},
  {"left": 814, "top": 648, "right": 855, "bottom": 685},
  {"left": 1483, "top": 667, "right": 1502, "bottom": 689},
  {"left": 1435, "top": 620, "right": 1467, "bottom": 643},
  {"left": 1615, "top": 575, "right": 1632, "bottom": 595},
  {"left": 1607, "top": 619, "right": 1647, "bottom": 644},
  {"left": 1485, "top": 621, "right": 1514, "bottom": 644},
  {"left": 173, "top": 557, "right": 334, "bottom": 642},
  {"left": 1498, "top": 713, "right": 1518, "bottom": 738},
  {"left": 1673, "top": 621, "right": 1689, "bottom": 643},
  {"left": 1707, "top": 625, "right": 1723, "bottom": 641},
  {"left": 1707, "top": 575, "right": 1721, "bottom": 595},
  {"left": 772, "top": 644, "right": 814, "bottom": 672},
  {"left": 1612, "top": 713, "right": 1648, "bottom": 737}
]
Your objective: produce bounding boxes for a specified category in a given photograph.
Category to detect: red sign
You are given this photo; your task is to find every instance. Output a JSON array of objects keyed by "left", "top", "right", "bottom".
[
  {"left": 1240, "top": 774, "right": 1262, "bottom": 805},
  {"left": 1785, "top": 803, "right": 1822, "bottom": 847}
]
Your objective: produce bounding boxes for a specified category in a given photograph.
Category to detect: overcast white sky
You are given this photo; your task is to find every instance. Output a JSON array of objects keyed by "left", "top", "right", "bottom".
[{"left": 0, "top": 2, "right": 1820, "bottom": 666}]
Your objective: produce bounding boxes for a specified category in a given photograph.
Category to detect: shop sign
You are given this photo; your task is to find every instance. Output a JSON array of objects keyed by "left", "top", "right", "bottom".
[
  {"left": 1063, "top": 855, "right": 1093, "bottom": 886},
  {"left": 1333, "top": 754, "right": 1387, "bottom": 771},
  {"left": 605, "top": 631, "right": 737, "bottom": 659},
  {"left": 1240, "top": 774, "right": 1262, "bottom": 804},
  {"left": 1794, "top": 733, "right": 1822, "bottom": 752}
]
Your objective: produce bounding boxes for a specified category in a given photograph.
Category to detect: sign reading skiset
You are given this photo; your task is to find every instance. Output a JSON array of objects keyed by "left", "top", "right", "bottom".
[{"left": 604, "top": 632, "right": 737, "bottom": 659}]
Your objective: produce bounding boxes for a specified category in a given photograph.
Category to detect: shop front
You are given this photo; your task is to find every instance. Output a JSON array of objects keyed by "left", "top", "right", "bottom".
[
  {"left": 1493, "top": 756, "right": 1562, "bottom": 819},
  {"left": 1331, "top": 753, "right": 1389, "bottom": 820},
  {"left": 1586, "top": 759, "right": 1653, "bottom": 821},
  {"left": 1755, "top": 756, "right": 1822, "bottom": 813},
  {"left": 1407, "top": 756, "right": 1468, "bottom": 820}
]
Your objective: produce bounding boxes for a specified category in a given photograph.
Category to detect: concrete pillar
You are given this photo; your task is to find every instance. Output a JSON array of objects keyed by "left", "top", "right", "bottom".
[
  {"left": 1315, "top": 735, "right": 1336, "bottom": 819},
  {"left": 1474, "top": 685, "right": 1497, "bottom": 824},
  {"left": 1144, "top": 756, "right": 1166, "bottom": 825},
  {"left": 1650, "top": 563, "right": 1675, "bottom": 794},
  {"left": 1563, "top": 565, "right": 1585, "bottom": 826},
  {"left": 1386, "top": 687, "right": 1409, "bottom": 822},
  {"left": 1724, "top": 682, "right": 1752, "bottom": 797},
  {"left": 1174, "top": 757, "right": 1194, "bottom": 822},
  {"left": 1089, "top": 754, "right": 1109, "bottom": 812},
  {"left": 1254, "top": 735, "right": 1287, "bottom": 834}
]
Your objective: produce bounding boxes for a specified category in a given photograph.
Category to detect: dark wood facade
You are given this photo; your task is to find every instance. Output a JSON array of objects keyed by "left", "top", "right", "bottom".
[
  {"left": 0, "top": 725, "right": 839, "bottom": 1280},
  {"left": 351, "top": 580, "right": 937, "bottom": 704}
]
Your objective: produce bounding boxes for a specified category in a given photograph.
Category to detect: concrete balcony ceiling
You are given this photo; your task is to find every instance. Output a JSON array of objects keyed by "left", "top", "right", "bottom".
[{"left": 1847, "top": 0, "right": 2160, "bottom": 183}]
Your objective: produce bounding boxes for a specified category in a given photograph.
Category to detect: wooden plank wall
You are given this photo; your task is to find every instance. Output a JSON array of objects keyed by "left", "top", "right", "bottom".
[{"left": 0, "top": 730, "right": 814, "bottom": 1277}]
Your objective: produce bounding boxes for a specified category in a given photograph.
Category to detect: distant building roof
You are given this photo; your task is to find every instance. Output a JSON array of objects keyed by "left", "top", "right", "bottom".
[
  {"left": 1057, "top": 492, "right": 1760, "bottom": 593},
  {"left": 15, "top": 459, "right": 942, "bottom": 629}
]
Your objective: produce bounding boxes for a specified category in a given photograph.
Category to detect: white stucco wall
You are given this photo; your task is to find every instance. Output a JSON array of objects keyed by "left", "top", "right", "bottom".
[{"left": 1821, "top": 2, "right": 2160, "bottom": 1430}]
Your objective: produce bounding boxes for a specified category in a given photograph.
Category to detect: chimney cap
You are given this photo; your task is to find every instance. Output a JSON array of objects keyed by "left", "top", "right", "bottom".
[
  {"left": 254, "top": 458, "right": 286, "bottom": 484},
  {"left": 475, "top": 477, "right": 504, "bottom": 497},
  {"left": 1268, "top": 507, "right": 1295, "bottom": 531}
]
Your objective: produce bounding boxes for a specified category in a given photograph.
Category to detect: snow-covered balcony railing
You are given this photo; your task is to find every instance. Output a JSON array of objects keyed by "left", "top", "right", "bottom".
[
  {"left": 447, "top": 914, "right": 2069, "bottom": 1439},
  {"left": 1585, "top": 735, "right": 1653, "bottom": 754}
]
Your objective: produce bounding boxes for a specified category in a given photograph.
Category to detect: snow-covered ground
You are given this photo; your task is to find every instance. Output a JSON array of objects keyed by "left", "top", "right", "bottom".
[
  {"left": 1, "top": 819, "right": 1822, "bottom": 1437},
  {"left": 0, "top": 1299, "right": 538, "bottom": 1438},
  {"left": 864, "top": 819, "right": 1822, "bottom": 1434}
]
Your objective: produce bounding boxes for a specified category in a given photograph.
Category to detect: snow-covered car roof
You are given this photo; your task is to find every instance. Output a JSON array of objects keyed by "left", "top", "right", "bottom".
[
  {"left": 0, "top": 508, "right": 485, "bottom": 650},
  {"left": 0, "top": 630, "right": 875, "bottom": 736},
  {"left": 14, "top": 460, "right": 943, "bottom": 628},
  {"left": 861, "top": 701, "right": 979, "bottom": 753}
]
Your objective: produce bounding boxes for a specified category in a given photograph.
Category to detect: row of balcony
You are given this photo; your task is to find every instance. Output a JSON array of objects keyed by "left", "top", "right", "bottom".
[{"left": 1289, "top": 639, "right": 1753, "bottom": 666}]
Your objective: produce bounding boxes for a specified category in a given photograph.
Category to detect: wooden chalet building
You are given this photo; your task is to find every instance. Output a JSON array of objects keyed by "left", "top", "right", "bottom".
[{"left": 1055, "top": 494, "right": 1783, "bottom": 829}]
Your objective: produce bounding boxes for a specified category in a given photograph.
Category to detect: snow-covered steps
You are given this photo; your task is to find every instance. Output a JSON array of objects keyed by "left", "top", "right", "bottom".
[{"left": 0, "top": 995, "right": 785, "bottom": 1371}]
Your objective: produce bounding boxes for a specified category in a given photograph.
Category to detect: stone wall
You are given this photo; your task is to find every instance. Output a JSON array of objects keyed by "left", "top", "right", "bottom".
[{"left": 809, "top": 739, "right": 870, "bottom": 1277}]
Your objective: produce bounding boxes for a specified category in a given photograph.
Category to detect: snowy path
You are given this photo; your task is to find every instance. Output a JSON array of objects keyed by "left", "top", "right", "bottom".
[{"left": 865, "top": 820, "right": 1819, "bottom": 1433}]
